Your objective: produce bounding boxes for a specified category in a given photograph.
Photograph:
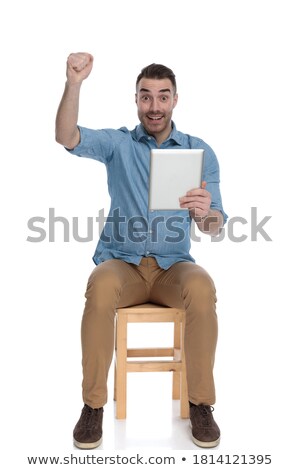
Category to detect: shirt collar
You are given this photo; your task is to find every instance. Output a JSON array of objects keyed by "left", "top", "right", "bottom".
[{"left": 135, "top": 121, "right": 183, "bottom": 146}]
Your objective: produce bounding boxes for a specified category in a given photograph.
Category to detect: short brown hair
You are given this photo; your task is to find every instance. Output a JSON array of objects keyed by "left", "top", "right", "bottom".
[{"left": 136, "top": 63, "right": 177, "bottom": 94}]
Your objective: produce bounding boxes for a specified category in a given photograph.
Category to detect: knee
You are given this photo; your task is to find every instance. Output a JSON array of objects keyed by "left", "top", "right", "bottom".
[
  {"left": 182, "top": 269, "right": 216, "bottom": 304},
  {"left": 84, "top": 263, "right": 123, "bottom": 305}
]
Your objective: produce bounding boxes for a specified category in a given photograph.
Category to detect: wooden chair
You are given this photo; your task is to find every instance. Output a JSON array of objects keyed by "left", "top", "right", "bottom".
[{"left": 114, "top": 303, "right": 189, "bottom": 419}]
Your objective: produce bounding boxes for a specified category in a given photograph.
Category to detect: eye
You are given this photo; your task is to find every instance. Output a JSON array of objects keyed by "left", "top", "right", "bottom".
[
  {"left": 160, "top": 95, "right": 168, "bottom": 102},
  {"left": 141, "top": 95, "right": 150, "bottom": 102}
]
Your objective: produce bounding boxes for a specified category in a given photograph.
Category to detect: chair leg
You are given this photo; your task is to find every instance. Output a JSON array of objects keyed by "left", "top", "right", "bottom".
[
  {"left": 172, "top": 318, "right": 180, "bottom": 399},
  {"left": 113, "top": 360, "right": 117, "bottom": 401},
  {"left": 173, "top": 372, "right": 180, "bottom": 400},
  {"left": 180, "top": 317, "right": 190, "bottom": 418},
  {"left": 114, "top": 316, "right": 117, "bottom": 401},
  {"left": 116, "top": 313, "right": 127, "bottom": 419}
]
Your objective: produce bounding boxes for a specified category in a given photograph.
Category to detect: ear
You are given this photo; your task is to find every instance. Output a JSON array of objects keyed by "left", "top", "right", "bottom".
[
  {"left": 173, "top": 93, "right": 178, "bottom": 109},
  {"left": 135, "top": 93, "right": 137, "bottom": 104}
]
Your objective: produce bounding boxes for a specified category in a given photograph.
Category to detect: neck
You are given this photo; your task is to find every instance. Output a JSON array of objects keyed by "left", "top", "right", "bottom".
[{"left": 147, "top": 123, "right": 173, "bottom": 147}]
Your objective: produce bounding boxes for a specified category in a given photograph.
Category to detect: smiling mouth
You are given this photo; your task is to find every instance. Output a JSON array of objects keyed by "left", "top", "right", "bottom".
[{"left": 147, "top": 115, "right": 163, "bottom": 121}]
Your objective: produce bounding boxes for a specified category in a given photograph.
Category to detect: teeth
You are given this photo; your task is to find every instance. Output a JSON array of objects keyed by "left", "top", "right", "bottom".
[{"left": 149, "top": 116, "right": 162, "bottom": 120}]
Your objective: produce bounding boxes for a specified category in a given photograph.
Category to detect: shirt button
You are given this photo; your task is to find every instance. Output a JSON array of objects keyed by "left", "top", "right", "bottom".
[
  {"left": 148, "top": 137, "right": 151, "bottom": 141},
  {"left": 146, "top": 251, "right": 150, "bottom": 255}
]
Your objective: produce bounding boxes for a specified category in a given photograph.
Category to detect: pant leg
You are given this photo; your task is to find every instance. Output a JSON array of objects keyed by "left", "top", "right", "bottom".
[
  {"left": 149, "top": 261, "right": 218, "bottom": 405},
  {"left": 81, "top": 259, "right": 149, "bottom": 408}
]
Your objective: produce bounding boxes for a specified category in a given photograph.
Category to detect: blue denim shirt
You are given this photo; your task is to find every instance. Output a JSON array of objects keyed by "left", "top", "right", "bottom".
[{"left": 67, "top": 122, "right": 227, "bottom": 269}]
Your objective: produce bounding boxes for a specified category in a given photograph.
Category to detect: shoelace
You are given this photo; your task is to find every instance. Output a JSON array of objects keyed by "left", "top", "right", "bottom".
[
  {"left": 193, "top": 404, "right": 214, "bottom": 427},
  {"left": 81, "top": 406, "right": 101, "bottom": 428}
]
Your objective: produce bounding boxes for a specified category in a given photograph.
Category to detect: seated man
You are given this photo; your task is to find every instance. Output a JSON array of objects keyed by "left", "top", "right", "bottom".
[{"left": 55, "top": 52, "right": 228, "bottom": 449}]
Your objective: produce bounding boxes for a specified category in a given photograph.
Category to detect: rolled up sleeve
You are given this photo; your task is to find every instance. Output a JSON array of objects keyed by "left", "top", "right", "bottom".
[{"left": 66, "top": 126, "right": 116, "bottom": 164}]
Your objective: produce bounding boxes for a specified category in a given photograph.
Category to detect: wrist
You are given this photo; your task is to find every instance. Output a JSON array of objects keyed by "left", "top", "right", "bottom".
[
  {"left": 195, "top": 210, "right": 223, "bottom": 235},
  {"left": 65, "top": 80, "right": 83, "bottom": 90}
]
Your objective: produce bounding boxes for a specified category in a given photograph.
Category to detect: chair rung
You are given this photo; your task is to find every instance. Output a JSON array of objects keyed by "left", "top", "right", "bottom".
[
  {"left": 127, "top": 361, "right": 183, "bottom": 372},
  {"left": 127, "top": 347, "right": 174, "bottom": 357}
]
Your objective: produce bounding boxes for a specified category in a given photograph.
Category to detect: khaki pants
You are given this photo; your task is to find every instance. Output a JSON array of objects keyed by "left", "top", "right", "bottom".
[{"left": 81, "top": 257, "right": 218, "bottom": 408}]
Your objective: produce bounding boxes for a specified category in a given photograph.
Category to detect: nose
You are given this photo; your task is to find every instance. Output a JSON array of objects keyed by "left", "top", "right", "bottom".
[{"left": 149, "top": 97, "right": 160, "bottom": 112}]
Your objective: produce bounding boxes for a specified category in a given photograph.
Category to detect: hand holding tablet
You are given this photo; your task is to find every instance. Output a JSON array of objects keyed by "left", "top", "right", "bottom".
[{"left": 179, "top": 181, "right": 212, "bottom": 218}]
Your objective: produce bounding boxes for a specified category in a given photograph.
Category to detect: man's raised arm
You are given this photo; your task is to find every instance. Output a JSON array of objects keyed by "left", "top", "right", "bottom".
[{"left": 55, "top": 52, "right": 93, "bottom": 149}]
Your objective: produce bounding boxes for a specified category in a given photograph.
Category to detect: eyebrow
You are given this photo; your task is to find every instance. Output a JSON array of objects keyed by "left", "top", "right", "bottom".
[{"left": 139, "top": 88, "right": 171, "bottom": 94}]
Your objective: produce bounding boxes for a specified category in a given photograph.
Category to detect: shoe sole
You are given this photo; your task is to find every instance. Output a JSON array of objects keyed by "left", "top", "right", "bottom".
[
  {"left": 190, "top": 421, "right": 220, "bottom": 448},
  {"left": 73, "top": 436, "right": 103, "bottom": 449},
  {"left": 191, "top": 435, "right": 220, "bottom": 448}
]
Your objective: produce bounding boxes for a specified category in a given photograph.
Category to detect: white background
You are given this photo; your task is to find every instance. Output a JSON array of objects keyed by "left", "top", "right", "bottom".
[{"left": 1, "top": 0, "right": 299, "bottom": 468}]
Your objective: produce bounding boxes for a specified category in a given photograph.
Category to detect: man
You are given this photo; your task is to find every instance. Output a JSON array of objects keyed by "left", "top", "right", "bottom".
[{"left": 55, "top": 52, "right": 227, "bottom": 449}]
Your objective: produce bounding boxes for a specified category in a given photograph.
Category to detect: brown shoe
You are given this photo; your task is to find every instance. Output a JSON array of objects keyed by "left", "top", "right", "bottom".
[
  {"left": 190, "top": 403, "right": 220, "bottom": 448},
  {"left": 73, "top": 404, "right": 103, "bottom": 449}
]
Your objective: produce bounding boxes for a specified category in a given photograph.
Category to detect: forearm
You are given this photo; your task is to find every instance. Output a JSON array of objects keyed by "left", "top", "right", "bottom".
[
  {"left": 194, "top": 209, "right": 224, "bottom": 236},
  {"left": 55, "top": 82, "right": 82, "bottom": 149}
]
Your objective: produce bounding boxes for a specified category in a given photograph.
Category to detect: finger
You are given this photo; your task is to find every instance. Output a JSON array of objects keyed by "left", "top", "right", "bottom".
[
  {"left": 180, "top": 193, "right": 211, "bottom": 205},
  {"left": 201, "top": 181, "right": 207, "bottom": 189},
  {"left": 180, "top": 196, "right": 204, "bottom": 204},
  {"left": 184, "top": 190, "right": 205, "bottom": 199},
  {"left": 180, "top": 201, "right": 210, "bottom": 210}
]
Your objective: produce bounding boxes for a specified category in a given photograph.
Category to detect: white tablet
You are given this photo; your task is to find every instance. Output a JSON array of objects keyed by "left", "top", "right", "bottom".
[{"left": 148, "top": 149, "right": 204, "bottom": 210}]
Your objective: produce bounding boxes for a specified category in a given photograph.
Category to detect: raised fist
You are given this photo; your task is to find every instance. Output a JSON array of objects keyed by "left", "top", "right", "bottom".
[{"left": 66, "top": 52, "right": 94, "bottom": 84}]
